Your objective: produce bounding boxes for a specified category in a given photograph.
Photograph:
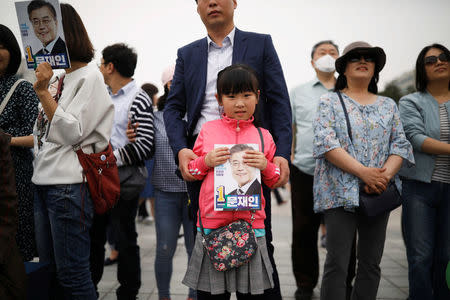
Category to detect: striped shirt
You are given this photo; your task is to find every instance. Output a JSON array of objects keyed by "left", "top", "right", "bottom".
[
  {"left": 111, "top": 81, "right": 155, "bottom": 166},
  {"left": 431, "top": 103, "right": 450, "bottom": 183}
]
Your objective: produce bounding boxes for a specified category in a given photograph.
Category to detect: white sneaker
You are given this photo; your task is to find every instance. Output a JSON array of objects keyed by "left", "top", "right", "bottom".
[{"left": 143, "top": 216, "right": 154, "bottom": 225}]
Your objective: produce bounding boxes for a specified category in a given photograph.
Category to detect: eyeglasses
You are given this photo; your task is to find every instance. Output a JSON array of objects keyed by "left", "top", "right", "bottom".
[
  {"left": 97, "top": 62, "right": 108, "bottom": 68},
  {"left": 424, "top": 53, "right": 449, "bottom": 65},
  {"left": 348, "top": 54, "right": 375, "bottom": 63},
  {"left": 31, "top": 18, "right": 53, "bottom": 27}
]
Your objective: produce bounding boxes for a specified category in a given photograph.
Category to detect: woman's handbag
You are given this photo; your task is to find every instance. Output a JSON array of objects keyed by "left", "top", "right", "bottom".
[
  {"left": 198, "top": 127, "right": 266, "bottom": 271},
  {"left": 359, "top": 181, "right": 401, "bottom": 217},
  {"left": 74, "top": 143, "right": 120, "bottom": 214},
  {"left": 337, "top": 91, "right": 402, "bottom": 217}
]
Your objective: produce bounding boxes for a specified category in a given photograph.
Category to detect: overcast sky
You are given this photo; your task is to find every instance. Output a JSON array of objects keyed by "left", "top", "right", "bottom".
[{"left": 2, "top": 0, "right": 450, "bottom": 94}]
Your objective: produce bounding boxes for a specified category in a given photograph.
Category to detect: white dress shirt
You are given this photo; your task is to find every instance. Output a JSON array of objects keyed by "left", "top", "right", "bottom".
[{"left": 194, "top": 27, "right": 235, "bottom": 135}]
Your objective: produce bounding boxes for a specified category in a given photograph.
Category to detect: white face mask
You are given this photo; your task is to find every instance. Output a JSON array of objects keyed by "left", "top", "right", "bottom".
[{"left": 314, "top": 54, "right": 336, "bottom": 73}]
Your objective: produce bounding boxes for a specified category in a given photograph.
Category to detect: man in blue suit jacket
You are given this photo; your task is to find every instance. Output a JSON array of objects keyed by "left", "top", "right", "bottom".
[{"left": 164, "top": 1, "right": 291, "bottom": 298}]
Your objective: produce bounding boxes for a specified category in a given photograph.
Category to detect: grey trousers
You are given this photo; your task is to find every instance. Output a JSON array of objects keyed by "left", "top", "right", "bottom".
[{"left": 320, "top": 208, "right": 390, "bottom": 300}]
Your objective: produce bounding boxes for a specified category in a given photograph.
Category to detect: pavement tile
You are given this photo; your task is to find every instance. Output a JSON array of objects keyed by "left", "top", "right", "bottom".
[{"left": 98, "top": 194, "right": 409, "bottom": 299}]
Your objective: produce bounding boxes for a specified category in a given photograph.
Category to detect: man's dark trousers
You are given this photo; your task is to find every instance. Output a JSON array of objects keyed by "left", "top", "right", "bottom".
[
  {"left": 290, "top": 164, "right": 356, "bottom": 292},
  {"left": 90, "top": 176, "right": 142, "bottom": 299}
]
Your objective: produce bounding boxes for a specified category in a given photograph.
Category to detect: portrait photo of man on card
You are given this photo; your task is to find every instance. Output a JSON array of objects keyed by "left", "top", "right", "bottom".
[
  {"left": 228, "top": 144, "right": 261, "bottom": 196},
  {"left": 15, "top": 0, "right": 70, "bottom": 69}
]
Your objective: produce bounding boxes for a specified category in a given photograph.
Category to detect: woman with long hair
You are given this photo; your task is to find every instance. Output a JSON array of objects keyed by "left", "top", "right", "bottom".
[{"left": 399, "top": 43, "right": 450, "bottom": 300}]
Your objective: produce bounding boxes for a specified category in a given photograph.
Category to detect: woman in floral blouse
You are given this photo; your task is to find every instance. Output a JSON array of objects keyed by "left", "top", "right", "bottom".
[{"left": 312, "top": 41, "right": 414, "bottom": 300}]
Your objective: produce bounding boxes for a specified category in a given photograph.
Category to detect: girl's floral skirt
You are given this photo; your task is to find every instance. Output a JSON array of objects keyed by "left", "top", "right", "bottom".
[{"left": 182, "top": 234, "right": 274, "bottom": 295}]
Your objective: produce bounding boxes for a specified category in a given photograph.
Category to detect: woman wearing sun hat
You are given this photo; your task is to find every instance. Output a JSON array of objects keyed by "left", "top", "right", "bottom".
[
  {"left": 399, "top": 43, "right": 450, "bottom": 300},
  {"left": 312, "top": 41, "right": 414, "bottom": 300}
]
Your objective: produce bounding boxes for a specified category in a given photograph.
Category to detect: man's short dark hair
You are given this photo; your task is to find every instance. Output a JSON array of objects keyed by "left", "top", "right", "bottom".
[
  {"left": 141, "top": 83, "right": 158, "bottom": 99},
  {"left": 27, "top": 0, "right": 57, "bottom": 19},
  {"left": 311, "top": 40, "right": 339, "bottom": 59},
  {"left": 230, "top": 144, "right": 254, "bottom": 156},
  {"left": 102, "top": 43, "right": 137, "bottom": 78}
]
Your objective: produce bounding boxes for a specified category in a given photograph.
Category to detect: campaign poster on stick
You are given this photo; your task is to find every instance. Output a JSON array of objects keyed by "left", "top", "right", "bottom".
[
  {"left": 15, "top": 0, "right": 70, "bottom": 69},
  {"left": 214, "top": 143, "right": 262, "bottom": 211}
]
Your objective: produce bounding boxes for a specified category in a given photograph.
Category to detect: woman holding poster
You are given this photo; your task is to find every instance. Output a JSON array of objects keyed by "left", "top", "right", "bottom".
[{"left": 31, "top": 3, "right": 114, "bottom": 299}]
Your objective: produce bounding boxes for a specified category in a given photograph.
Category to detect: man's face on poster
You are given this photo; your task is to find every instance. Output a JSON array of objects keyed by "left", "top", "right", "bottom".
[
  {"left": 230, "top": 151, "right": 255, "bottom": 187},
  {"left": 29, "top": 6, "right": 58, "bottom": 47}
]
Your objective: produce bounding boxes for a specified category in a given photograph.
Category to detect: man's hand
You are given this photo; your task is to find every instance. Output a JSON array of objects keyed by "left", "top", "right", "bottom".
[
  {"left": 178, "top": 148, "right": 198, "bottom": 181},
  {"left": 205, "top": 147, "right": 230, "bottom": 168},
  {"left": 126, "top": 120, "right": 138, "bottom": 143},
  {"left": 272, "top": 156, "right": 289, "bottom": 188}
]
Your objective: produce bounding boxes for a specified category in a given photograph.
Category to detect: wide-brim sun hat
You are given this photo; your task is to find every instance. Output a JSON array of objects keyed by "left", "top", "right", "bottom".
[{"left": 335, "top": 41, "right": 386, "bottom": 74}]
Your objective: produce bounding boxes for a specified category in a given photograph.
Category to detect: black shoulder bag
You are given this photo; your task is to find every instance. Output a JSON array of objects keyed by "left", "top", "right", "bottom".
[{"left": 337, "top": 91, "right": 402, "bottom": 217}]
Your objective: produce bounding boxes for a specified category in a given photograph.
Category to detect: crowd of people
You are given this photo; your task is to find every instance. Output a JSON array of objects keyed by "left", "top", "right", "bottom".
[{"left": 0, "top": 0, "right": 449, "bottom": 300}]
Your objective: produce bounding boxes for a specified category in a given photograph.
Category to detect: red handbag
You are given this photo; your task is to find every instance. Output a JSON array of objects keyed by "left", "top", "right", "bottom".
[{"left": 75, "top": 143, "right": 120, "bottom": 214}]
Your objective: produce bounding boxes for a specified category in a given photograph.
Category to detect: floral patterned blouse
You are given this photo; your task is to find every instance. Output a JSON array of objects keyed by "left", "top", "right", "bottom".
[{"left": 312, "top": 92, "right": 414, "bottom": 213}]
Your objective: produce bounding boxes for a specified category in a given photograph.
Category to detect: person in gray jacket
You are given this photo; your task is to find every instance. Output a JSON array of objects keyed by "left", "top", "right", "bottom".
[{"left": 399, "top": 43, "right": 450, "bottom": 300}]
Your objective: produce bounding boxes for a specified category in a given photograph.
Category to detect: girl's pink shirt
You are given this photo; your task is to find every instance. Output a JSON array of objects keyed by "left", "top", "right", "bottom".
[{"left": 188, "top": 115, "right": 280, "bottom": 229}]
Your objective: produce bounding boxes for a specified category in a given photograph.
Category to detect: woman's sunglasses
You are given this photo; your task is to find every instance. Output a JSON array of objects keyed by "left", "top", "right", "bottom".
[
  {"left": 424, "top": 53, "right": 449, "bottom": 65},
  {"left": 348, "top": 54, "right": 375, "bottom": 63}
]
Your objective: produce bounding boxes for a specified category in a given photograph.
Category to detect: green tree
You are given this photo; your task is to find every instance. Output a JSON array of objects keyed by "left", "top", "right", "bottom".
[{"left": 380, "top": 82, "right": 402, "bottom": 103}]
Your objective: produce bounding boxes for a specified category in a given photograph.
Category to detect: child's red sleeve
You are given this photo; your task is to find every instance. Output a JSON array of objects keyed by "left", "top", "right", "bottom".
[
  {"left": 188, "top": 129, "right": 211, "bottom": 180},
  {"left": 260, "top": 130, "right": 280, "bottom": 188}
]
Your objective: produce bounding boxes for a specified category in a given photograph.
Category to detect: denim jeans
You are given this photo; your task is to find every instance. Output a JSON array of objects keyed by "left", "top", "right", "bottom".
[
  {"left": 154, "top": 189, "right": 196, "bottom": 299},
  {"left": 34, "top": 184, "right": 96, "bottom": 300},
  {"left": 402, "top": 179, "right": 450, "bottom": 300}
]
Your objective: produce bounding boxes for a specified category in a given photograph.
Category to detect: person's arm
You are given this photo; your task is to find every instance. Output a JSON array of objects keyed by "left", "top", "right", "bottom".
[
  {"left": 42, "top": 66, "right": 114, "bottom": 148},
  {"left": 399, "top": 96, "right": 449, "bottom": 155},
  {"left": 10, "top": 135, "right": 34, "bottom": 148},
  {"left": 262, "top": 35, "right": 292, "bottom": 187},
  {"left": 164, "top": 48, "right": 189, "bottom": 161},
  {"left": 324, "top": 148, "right": 388, "bottom": 194},
  {"left": 313, "top": 94, "right": 388, "bottom": 193},
  {"left": 33, "top": 63, "right": 57, "bottom": 121},
  {"left": 185, "top": 130, "right": 224, "bottom": 181},
  {"left": 0, "top": 131, "right": 18, "bottom": 264},
  {"left": 420, "top": 138, "right": 450, "bottom": 155},
  {"left": 244, "top": 131, "right": 280, "bottom": 188},
  {"left": 115, "top": 91, "right": 154, "bottom": 166},
  {"left": 163, "top": 48, "right": 198, "bottom": 181}
]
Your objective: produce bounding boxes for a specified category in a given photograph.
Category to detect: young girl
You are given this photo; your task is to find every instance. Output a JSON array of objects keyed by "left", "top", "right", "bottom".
[{"left": 182, "top": 64, "right": 280, "bottom": 299}]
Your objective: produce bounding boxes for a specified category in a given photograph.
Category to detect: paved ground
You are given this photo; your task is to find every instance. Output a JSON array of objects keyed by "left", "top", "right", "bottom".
[{"left": 98, "top": 189, "right": 409, "bottom": 300}]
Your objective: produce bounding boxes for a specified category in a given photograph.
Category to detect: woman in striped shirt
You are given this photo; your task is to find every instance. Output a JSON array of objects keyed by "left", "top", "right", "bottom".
[{"left": 399, "top": 43, "right": 450, "bottom": 300}]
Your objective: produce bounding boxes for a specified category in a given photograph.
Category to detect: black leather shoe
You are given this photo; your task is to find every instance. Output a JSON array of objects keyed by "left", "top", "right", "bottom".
[
  {"left": 104, "top": 257, "right": 118, "bottom": 266},
  {"left": 295, "top": 288, "right": 313, "bottom": 300}
]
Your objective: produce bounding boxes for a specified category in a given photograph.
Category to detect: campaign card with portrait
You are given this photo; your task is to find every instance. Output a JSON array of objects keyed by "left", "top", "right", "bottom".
[
  {"left": 214, "top": 143, "right": 262, "bottom": 211},
  {"left": 15, "top": 0, "right": 70, "bottom": 69}
]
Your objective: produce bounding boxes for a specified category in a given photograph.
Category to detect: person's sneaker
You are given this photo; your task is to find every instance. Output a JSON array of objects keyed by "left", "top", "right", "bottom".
[
  {"left": 142, "top": 216, "right": 154, "bottom": 225},
  {"left": 295, "top": 288, "right": 313, "bottom": 300},
  {"left": 320, "top": 234, "right": 327, "bottom": 248}
]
